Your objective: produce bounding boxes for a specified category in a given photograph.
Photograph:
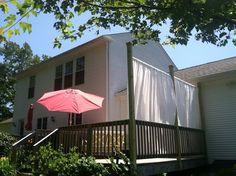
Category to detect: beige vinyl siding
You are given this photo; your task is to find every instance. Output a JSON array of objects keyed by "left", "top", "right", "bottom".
[{"left": 201, "top": 76, "right": 236, "bottom": 163}]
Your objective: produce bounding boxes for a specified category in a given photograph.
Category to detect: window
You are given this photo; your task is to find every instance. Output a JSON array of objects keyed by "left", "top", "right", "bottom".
[
  {"left": 54, "top": 65, "right": 63, "bottom": 90},
  {"left": 75, "top": 57, "right": 85, "bottom": 85},
  {"left": 28, "top": 76, "right": 35, "bottom": 98},
  {"left": 37, "top": 118, "right": 42, "bottom": 129},
  {"left": 68, "top": 113, "right": 82, "bottom": 126},
  {"left": 75, "top": 114, "right": 82, "bottom": 125},
  {"left": 37, "top": 117, "right": 48, "bottom": 129},
  {"left": 64, "top": 61, "right": 73, "bottom": 88},
  {"left": 42, "top": 117, "right": 47, "bottom": 129}
]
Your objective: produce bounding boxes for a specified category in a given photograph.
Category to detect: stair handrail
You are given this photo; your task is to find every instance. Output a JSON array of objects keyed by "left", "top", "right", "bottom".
[
  {"left": 33, "top": 128, "right": 59, "bottom": 148},
  {"left": 12, "top": 131, "right": 36, "bottom": 147}
]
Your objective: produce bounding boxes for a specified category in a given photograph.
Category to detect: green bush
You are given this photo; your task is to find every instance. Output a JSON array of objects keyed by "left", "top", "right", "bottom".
[
  {"left": 0, "top": 157, "right": 16, "bottom": 176},
  {"left": 108, "top": 149, "right": 130, "bottom": 176},
  {"left": 14, "top": 144, "right": 131, "bottom": 176},
  {"left": 30, "top": 144, "right": 109, "bottom": 176},
  {"left": 0, "top": 132, "right": 16, "bottom": 157}
]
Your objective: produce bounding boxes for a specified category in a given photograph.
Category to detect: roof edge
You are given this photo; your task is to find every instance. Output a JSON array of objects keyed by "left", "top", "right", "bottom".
[
  {"left": 16, "top": 35, "right": 111, "bottom": 78},
  {"left": 177, "top": 56, "right": 236, "bottom": 72}
]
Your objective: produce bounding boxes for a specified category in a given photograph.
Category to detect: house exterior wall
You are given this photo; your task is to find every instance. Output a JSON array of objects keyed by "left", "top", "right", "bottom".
[
  {"left": 200, "top": 75, "right": 236, "bottom": 163},
  {"left": 13, "top": 42, "right": 107, "bottom": 136},
  {"left": 13, "top": 32, "right": 176, "bottom": 136},
  {"left": 107, "top": 33, "right": 176, "bottom": 121}
]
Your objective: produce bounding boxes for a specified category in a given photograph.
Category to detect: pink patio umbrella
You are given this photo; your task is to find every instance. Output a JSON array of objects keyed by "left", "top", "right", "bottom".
[
  {"left": 37, "top": 89, "right": 104, "bottom": 114},
  {"left": 25, "top": 104, "right": 34, "bottom": 131}
]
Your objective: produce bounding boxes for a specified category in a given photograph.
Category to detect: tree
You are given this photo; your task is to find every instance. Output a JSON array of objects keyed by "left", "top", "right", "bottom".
[
  {"left": 0, "top": 0, "right": 235, "bottom": 47},
  {"left": 0, "top": 41, "right": 49, "bottom": 120}
]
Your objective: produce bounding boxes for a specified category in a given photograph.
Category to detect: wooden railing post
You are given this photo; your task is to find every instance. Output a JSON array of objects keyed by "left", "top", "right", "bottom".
[
  {"left": 169, "top": 65, "right": 182, "bottom": 170},
  {"left": 127, "top": 42, "right": 137, "bottom": 176},
  {"left": 87, "top": 125, "right": 93, "bottom": 156}
]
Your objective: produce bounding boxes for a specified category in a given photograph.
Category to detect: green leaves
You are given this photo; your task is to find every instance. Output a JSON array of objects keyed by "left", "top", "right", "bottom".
[
  {"left": 19, "top": 22, "right": 32, "bottom": 33},
  {"left": 0, "top": 41, "right": 48, "bottom": 120},
  {"left": 4, "top": 14, "right": 16, "bottom": 28},
  {"left": 1, "top": 0, "right": 236, "bottom": 47},
  {"left": 0, "top": 0, "right": 8, "bottom": 13}
]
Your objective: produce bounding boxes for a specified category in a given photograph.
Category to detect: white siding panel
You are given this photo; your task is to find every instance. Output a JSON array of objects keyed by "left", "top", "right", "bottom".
[
  {"left": 201, "top": 77, "right": 236, "bottom": 163},
  {"left": 108, "top": 33, "right": 176, "bottom": 121}
]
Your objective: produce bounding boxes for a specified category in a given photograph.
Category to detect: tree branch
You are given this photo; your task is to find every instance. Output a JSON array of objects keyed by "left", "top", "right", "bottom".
[
  {"left": 212, "top": 15, "right": 236, "bottom": 25},
  {"left": 81, "top": 0, "right": 171, "bottom": 11},
  {"left": 3, "top": 8, "right": 33, "bottom": 34}
]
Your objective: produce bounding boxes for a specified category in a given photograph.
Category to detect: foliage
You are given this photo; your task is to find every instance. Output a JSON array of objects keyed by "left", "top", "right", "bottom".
[
  {"left": 0, "top": 0, "right": 236, "bottom": 47},
  {"left": 27, "top": 144, "right": 109, "bottom": 176},
  {"left": 0, "top": 132, "right": 16, "bottom": 157},
  {"left": 0, "top": 41, "right": 49, "bottom": 120},
  {"left": 14, "top": 144, "right": 132, "bottom": 176},
  {"left": 0, "top": 157, "right": 16, "bottom": 176},
  {"left": 15, "top": 144, "right": 34, "bottom": 172},
  {"left": 108, "top": 148, "right": 130, "bottom": 176}
]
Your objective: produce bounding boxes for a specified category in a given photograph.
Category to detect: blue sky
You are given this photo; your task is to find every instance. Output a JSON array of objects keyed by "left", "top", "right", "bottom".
[{"left": 3, "top": 12, "right": 236, "bottom": 69}]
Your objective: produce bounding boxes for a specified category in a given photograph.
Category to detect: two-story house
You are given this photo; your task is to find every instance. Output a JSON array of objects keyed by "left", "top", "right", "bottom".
[{"left": 12, "top": 32, "right": 177, "bottom": 136}]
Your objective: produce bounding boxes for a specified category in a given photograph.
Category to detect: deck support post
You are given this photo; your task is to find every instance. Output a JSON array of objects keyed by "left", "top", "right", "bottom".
[
  {"left": 169, "top": 65, "right": 182, "bottom": 170},
  {"left": 127, "top": 42, "right": 137, "bottom": 176}
]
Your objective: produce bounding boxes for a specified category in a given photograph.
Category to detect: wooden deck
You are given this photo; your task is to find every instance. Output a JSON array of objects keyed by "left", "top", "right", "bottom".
[{"left": 13, "top": 120, "right": 207, "bottom": 175}]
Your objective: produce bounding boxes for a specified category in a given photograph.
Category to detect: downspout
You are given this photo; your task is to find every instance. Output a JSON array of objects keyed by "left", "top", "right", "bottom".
[{"left": 106, "top": 40, "right": 110, "bottom": 122}]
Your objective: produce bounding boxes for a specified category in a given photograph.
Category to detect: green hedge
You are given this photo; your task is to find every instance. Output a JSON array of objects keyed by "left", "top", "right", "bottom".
[{"left": 15, "top": 144, "right": 130, "bottom": 176}]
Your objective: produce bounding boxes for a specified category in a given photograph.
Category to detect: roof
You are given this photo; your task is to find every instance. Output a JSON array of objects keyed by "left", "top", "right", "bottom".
[
  {"left": 16, "top": 32, "right": 177, "bottom": 79},
  {"left": 16, "top": 35, "right": 111, "bottom": 79},
  {"left": 175, "top": 56, "right": 236, "bottom": 81}
]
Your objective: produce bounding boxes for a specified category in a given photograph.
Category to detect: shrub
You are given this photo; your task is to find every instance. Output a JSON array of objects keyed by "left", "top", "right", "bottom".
[
  {"left": 108, "top": 149, "right": 130, "bottom": 176},
  {"left": 0, "top": 157, "right": 16, "bottom": 176},
  {"left": 0, "top": 132, "right": 16, "bottom": 157},
  {"left": 15, "top": 144, "right": 131, "bottom": 176},
  {"left": 31, "top": 144, "right": 109, "bottom": 176}
]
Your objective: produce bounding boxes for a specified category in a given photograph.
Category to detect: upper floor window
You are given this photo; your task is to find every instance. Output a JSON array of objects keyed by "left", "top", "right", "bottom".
[
  {"left": 75, "top": 57, "right": 85, "bottom": 85},
  {"left": 54, "top": 65, "right": 63, "bottom": 90},
  {"left": 64, "top": 61, "right": 73, "bottom": 88},
  {"left": 28, "top": 75, "right": 35, "bottom": 99}
]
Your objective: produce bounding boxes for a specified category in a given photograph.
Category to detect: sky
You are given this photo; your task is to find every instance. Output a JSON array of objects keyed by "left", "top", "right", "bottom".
[{"left": 2, "top": 12, "right": 236, "bottom": 69}]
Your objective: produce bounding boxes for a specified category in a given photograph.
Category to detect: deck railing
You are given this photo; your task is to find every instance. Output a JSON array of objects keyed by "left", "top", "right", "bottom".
[
  {"left": 136, "top": 120, "right": 205, "bottom": 159},
  {"left": 13, "top": 120, "right": 205, "bottom": 160},
  {"left": 179, "top": 126, "right": 205, "bottom": 156},
  {"left": 32, "top": 120, "right": 130, "bottom": 159}
]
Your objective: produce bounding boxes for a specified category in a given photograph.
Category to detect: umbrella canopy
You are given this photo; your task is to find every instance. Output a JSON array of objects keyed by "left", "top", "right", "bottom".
[
  {"left": 25, "top": 104, "right": 33, "bottom": 131},
  {"left": 37, "top": 89, "right": 104, "bottom": 114}
]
